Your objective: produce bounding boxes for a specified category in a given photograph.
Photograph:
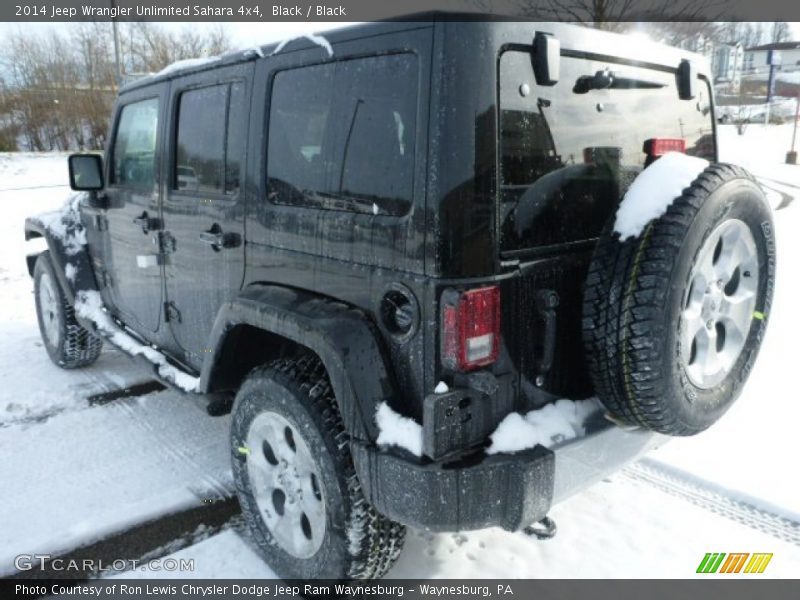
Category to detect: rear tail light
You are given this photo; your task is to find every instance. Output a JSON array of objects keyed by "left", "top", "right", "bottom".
[
  {"left": 441, "top": 286, "right": 501, "bottom": 371},
  {"left": 643, "top": 138, "right": 686, "bottom": 158}
]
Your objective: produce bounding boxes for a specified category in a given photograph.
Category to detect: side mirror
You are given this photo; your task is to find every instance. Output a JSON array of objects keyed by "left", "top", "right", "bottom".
[
  {"left": 68, "top": 154, "right": 104, "bottom": 191},
  {"left": 532, "top": 32, "right": 560, "bottom": 87}
]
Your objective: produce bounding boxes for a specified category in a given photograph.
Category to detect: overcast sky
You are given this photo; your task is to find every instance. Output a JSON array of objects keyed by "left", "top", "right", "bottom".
[
  {"left": 0, "top": 21, "right": 799, "bottom": 53},
  {"left": 0, "top": 21, "right": 354, "bottom": 48}
]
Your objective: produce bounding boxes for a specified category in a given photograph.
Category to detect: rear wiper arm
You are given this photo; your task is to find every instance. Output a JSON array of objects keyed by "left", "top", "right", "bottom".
[{"left": 573, "top": 70, "right": 665, "bottom": 94}]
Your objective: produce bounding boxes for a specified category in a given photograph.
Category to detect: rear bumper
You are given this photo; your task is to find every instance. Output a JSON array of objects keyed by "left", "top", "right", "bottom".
[{"left": 352, "top": 423, "right": 663, "bottom": 532}]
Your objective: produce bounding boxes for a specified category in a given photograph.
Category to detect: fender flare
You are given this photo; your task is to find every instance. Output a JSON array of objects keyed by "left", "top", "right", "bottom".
[
  {"left": 199, "top": 284, "right": 395, "bottom": 443},
  {"left": 24, "top": 214, "right": 99, "bottom": 305}
]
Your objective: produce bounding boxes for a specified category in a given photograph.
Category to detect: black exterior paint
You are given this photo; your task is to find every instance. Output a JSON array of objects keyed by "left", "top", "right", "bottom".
[{"left": 26, "top": 17, "right": 714, "bottom": 531}]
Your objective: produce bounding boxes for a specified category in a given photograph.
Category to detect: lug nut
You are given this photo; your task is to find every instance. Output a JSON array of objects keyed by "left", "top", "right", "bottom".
[{"left": 706, "top": 320, "right": 714, "bottom": 329}]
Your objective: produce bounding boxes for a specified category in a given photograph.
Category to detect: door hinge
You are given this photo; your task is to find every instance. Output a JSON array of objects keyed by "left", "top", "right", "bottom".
[
  {"left": 164, "top": 301, "right": 181, "bottom": 323},
  {"left": 94, "top": 215, "right": 108, "bottom": 231},
  {"left": 155, "top": 231, "right": 176, "bottom": 255}
]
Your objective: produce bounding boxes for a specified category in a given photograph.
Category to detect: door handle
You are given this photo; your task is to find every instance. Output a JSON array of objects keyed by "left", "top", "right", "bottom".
[
  {"left": 199, "top": 225, "right": 241, "bottom": 251},
  {"left": 133, "top": 211, "right": 161, "bottom": 234}
]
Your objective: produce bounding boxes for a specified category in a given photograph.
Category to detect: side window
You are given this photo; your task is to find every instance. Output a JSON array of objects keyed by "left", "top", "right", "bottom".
[
  {"left": 112, "top": 97, "right": 159, "bottom": 190},
  {"left": 174, "top": 82, "right": 245, "bottom": 195},
  {"left": 175, "top": 85, "right": 226, "bottom": 194},
  {"left": 267, "top": 54, "right": 418, "bottom": 215}
]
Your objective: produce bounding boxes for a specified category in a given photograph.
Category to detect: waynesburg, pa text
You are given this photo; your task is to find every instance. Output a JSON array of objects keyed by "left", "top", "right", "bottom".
[{"left": 15, "top": 583, "right": 511, "bottom": 597}]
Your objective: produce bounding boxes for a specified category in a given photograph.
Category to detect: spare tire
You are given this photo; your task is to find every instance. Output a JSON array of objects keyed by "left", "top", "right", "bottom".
[{"left": 582, "top": 163, "right": 775, "bottom": 435}]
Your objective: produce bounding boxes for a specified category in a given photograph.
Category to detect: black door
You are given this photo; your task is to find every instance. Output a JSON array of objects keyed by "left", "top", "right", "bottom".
[
  {"left": 161, "top": 64, "right": 252, "bottom": 368},
  {"left": 103, "top": 86, "right": 167, "bottom": 334}
]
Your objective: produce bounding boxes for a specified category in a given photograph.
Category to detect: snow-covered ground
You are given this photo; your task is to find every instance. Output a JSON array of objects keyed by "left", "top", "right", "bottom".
[{"left": 2, "top": 124, "right": 800, "bottom": 580}]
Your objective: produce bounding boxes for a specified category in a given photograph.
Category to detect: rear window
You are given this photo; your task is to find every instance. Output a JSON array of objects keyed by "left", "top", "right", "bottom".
[
  {"left": 499, "top": 51, "right": 715, "bottom": 252},
  {"left": 267, "top": 54, "right": 418, "bottom": 216}
]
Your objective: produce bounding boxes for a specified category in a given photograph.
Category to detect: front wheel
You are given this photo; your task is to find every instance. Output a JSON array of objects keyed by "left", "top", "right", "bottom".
[
  {"left": 34, "top": 251, "right": 102, "bottom": 369},
  {"left": 231, "top": 356, "right": 405, "bottom": 579}
]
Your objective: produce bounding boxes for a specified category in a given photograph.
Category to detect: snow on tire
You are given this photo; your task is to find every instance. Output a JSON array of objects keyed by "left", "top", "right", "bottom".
[
  {"left": 33, "top": 250, "right": 103, "bottom": 369},
  {"left": 582, "top": 163, "right": 775, "bottom": 435},
  {"left": 231, "top": 356, "right": 405, "bottom": 579}
]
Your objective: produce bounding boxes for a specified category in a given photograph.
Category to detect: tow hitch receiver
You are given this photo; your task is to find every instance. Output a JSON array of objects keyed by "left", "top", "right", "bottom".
[{"left": 523, "top": 516, "right": 557, "bottom": 540}]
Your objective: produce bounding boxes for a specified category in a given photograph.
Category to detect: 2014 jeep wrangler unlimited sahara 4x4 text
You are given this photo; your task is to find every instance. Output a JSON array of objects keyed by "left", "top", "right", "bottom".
[{"left": 24, "top": 17, "right": 775, "bottom": 580}]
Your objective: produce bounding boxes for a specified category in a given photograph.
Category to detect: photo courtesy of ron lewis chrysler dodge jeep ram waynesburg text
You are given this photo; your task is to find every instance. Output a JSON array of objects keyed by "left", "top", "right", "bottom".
[{"left": 24, "top": 17, "right": 775, "bottom": 580}]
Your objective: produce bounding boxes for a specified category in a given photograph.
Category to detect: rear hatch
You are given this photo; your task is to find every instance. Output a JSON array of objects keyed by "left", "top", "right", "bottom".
[{"left": 496, "top": 45, "right": 716, "bottom": 406}]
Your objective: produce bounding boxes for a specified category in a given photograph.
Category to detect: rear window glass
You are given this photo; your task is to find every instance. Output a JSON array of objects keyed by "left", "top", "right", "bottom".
[
  {"left": 267, "top": 54, "right": 418, "bottom": 216},
  {"left": 499, "top": 51, "right": 715, "bottom": 252}
]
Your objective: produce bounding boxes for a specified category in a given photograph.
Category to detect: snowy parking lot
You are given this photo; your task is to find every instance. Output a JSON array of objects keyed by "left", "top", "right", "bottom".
[{"left": 1, "top": 124, "right": 799, "bottom": 579}]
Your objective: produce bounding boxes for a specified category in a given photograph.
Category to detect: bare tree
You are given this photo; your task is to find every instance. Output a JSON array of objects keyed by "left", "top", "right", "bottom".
[
  {"left": 770, "top": 22, "right": 790, "bottom": 44},
  {"left": 513, "top": 0, "right": 726, "bottom": 31},
  {"left": 122, "top": 22, "right": 231, "bottom": 74},
  {"left": 0, "top": 23, "right": 232, "bottom": 151}
]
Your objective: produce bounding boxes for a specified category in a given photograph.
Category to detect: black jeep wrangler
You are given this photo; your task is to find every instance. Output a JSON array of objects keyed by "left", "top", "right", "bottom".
[{"left": 25, "top": 17, "right": 775, "bottom": 579}]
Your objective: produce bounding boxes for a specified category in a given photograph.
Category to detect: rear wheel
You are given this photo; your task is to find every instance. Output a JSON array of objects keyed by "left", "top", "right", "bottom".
[
  {"left": 34, "top": 251, "right": 102, "bottom": 369},
  {"left": 231, "top": 356, "right": 405, "bottom": 579},
  {"left": 583, "top": 164, "right": 775, "bottom": 435}
]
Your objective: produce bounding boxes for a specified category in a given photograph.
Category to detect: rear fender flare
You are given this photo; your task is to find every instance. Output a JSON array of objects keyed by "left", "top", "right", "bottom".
[{"left": 200, "top": 285, "right": 396, "bottom": 443}]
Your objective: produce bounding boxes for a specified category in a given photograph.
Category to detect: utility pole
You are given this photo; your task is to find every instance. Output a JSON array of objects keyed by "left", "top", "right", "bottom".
[
  {"left": 787, "top": 94, "right": 799, "bottom": 165},
  {"left": 111, "top": 0, "right": 122, "bottom": 88},
  {"left": 765, "top": 49, "right": 781, "bottom": 126}
]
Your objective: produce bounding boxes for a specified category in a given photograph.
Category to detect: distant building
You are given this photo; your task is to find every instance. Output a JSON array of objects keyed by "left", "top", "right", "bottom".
[
  {"left": 712, "top": 42, "right": 744, "bottom": 93},
  {"left": 744, "top": 41, "right": 800, "bottom": 74}
]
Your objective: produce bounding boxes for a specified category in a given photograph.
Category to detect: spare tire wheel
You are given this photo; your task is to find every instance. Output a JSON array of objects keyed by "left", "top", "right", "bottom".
[{"left": 583, "top": 163, "right": 775, "bottom": 435}]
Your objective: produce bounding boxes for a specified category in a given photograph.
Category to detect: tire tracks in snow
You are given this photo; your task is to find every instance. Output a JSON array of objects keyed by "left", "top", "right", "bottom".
[
  {"left": 117, "top": 396, "right": 234, "bottom": 501},
  {"left": 755, "top": 176, "right": 796, "bottom": 211},
  {"left": 622, "top": 458, "right": 800, "bottom": 546},
  {"left": 5, "top": 500, "right": 242, "bottom": 580}
]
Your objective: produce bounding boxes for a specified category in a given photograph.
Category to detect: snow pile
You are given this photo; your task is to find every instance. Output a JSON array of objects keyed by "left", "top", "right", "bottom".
[
  {"left": 64, "top": 263, "right": 77, "bottom": 283},
  {"left": 375, "top": 401, "right": 423, "bottom": 457},
  {"left": 777, "top": 71, "right": 800, "bottom": 85},
  {"left": 36, "top": 192, "right": 87, "bottom": 255},
  {"left": 271, "top": 34, "right": 333, "bottom": 57},
  {"left": 74, "top": 290, "right": 200, "bottom": 393},
  {"left": 346, "top": 501, "right": 368, "bottom": 557},
  {"left": 486, "top": 398, "right": 601, "bottom": 455},
  {"left": 613, "top": 152, "right": 709, "bottom": 241},
  {"left": 155, "top": 56, "right": 220, "bottom": 78}
]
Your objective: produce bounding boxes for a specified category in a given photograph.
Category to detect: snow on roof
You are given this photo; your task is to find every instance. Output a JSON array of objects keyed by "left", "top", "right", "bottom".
[
  {"left": 154, "top": 56, "right": 221, "bottom": 78},
  {"left": 746, "top": 41, "right": 800, "bottom": 52},
  {"left": 271, "top": 33, "right": 333, "bottom": 57}
]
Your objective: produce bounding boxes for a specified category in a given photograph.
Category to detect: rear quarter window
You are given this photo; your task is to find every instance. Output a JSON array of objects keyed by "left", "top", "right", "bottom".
[
  {"left": 267, "top": 53, "right": 418, "bottom": 216},
  {"left": 499, "top": 51, "right": 715, "bottom": 252}
]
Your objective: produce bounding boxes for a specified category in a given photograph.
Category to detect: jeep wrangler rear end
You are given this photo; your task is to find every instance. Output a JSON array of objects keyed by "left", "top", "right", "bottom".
[{"left": 26, "top": 16, "right": 774, "bottom": 580}]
